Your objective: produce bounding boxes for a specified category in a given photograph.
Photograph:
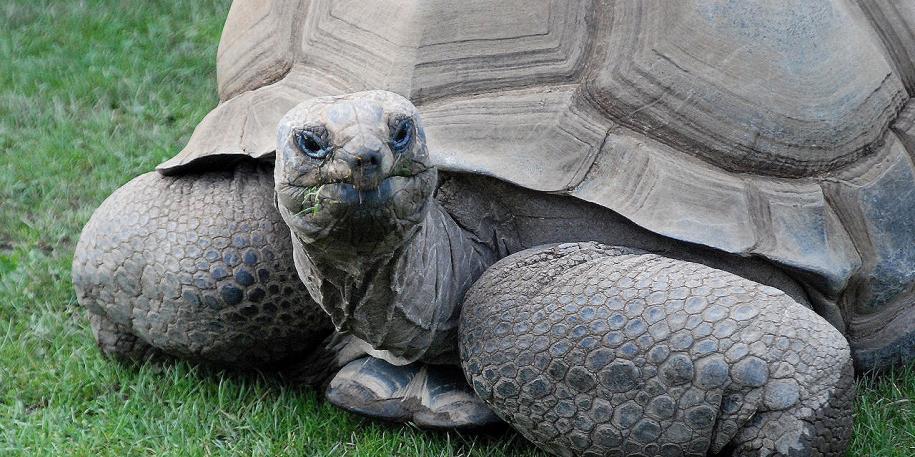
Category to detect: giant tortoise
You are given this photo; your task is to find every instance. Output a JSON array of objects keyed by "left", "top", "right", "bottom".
[{"left": 73, "top": 1, "right": 915, "bottom": 455}]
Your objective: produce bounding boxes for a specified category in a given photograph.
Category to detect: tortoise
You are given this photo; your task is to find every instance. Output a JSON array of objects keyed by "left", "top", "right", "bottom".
[{"left": 72, "top": 0, "right": 915, "bottom": 455}]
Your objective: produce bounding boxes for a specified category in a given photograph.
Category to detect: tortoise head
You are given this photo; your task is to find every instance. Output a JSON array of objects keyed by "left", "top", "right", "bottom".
[
  {"left": 274, "top": 90, "right": 437, "bottom": 250},
  {"left": 276, "top": 92, "right": 446, "bottom": 363}
]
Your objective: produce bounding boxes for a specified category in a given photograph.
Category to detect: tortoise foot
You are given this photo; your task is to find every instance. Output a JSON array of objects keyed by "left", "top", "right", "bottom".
[
  {"left": 725, "top": 359, "right": 854, "bottom": 456},
  {"left": 326, "top": 356, "right": 501, "bottom": 429},
  {"left": 88, "top": 312, "right": 161, "bottom": 362}
]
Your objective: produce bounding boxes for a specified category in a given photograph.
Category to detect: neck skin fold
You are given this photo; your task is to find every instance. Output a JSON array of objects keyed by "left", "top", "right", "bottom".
[{"left": 289, "top": 200, "right": 498, "bottom": 365}]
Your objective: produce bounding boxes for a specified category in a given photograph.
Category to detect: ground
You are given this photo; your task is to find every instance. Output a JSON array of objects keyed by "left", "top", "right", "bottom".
[{"left": 0, "top": 1, "right": 913, "bottom": 456}]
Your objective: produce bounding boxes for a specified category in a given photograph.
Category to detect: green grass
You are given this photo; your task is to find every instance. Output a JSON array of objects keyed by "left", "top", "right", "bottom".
[{"left": 0, "top": 0, "right": 913, "bottom": 455}]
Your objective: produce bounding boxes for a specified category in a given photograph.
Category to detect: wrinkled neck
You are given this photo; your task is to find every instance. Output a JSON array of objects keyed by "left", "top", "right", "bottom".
[
  {"left": 290, "top": 200, "right": 497, "bottom": 364},
  {"left": 298, "top": 220, "right": 421, "bottom": 277}
]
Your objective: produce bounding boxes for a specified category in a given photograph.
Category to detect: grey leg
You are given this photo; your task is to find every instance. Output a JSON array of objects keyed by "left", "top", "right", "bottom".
[
  {"left": 72, "top": 162, "right": 333, "bottom": 367},
  {"left": 460, "top": 242, "right": 853, "bottom": 457},
  {"left": 326, "top": 356, "right": 501, "bottom": 429}
]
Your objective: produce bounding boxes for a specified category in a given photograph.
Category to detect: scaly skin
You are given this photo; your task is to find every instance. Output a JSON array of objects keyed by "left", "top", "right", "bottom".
[
  {"left": 72, "top": 162, "right": 333, "bottom": 366},
  {"left": 460, "top": 242, "right": 853, "bottom": 456}
]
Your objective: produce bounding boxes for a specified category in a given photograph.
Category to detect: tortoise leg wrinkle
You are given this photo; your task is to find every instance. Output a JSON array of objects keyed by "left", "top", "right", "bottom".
[
  {"left": 72, "top": 162, "right": 333, "bottom": 366},
  {"left": 87, "top": 311, "right": 160, "bottom": 362},
  {"left": 460, "top": 242, "right": 853, "bottom": 457},
  {"left": 326, "top": 356, "right": 501, "bottom": 429}
]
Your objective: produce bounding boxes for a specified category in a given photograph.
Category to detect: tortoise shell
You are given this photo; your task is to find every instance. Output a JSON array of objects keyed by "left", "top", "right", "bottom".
[{"left": 158, "top": 0, "right": 915, "bottom": 368}]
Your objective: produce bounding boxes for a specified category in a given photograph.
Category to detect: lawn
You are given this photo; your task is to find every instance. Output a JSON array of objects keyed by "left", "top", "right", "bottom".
[{"left": 1, "top": 1, "right": 914, "bottom": 455}]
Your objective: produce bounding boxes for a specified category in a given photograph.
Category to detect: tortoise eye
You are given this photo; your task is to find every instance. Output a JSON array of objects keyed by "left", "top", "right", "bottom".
[
  {"left": 294, "top": 130, "right": 329, "bottom": 159},
  {"left": 391, "top": 118, "right": 414, "bottom": 152}
]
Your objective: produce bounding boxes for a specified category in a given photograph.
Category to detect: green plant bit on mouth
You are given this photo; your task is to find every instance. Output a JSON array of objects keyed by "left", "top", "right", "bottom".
[{"left": 299, "top": 185, "right": 323, "bottom": 215}]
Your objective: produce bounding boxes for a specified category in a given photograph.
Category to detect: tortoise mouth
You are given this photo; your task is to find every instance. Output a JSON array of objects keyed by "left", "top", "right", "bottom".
[{"left": 277, "top": 168, "right": 436, "bottom": 245}]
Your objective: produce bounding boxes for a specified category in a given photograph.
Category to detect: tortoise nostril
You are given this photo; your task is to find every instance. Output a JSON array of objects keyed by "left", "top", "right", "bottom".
[
  {"left": 356, "top": 149, "right": 382, "bottom": 168},
  {"left": 346, "top": 146, "right": 386, "bottom": 189}
]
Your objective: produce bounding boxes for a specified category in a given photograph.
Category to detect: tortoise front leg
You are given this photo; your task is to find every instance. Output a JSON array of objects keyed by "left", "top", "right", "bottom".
[
  {"left": 72, "top": 162, "right": 333, "bottom": 367},
  {"left": 460, "top": 242, "right": 853, "bottom": 457}
]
